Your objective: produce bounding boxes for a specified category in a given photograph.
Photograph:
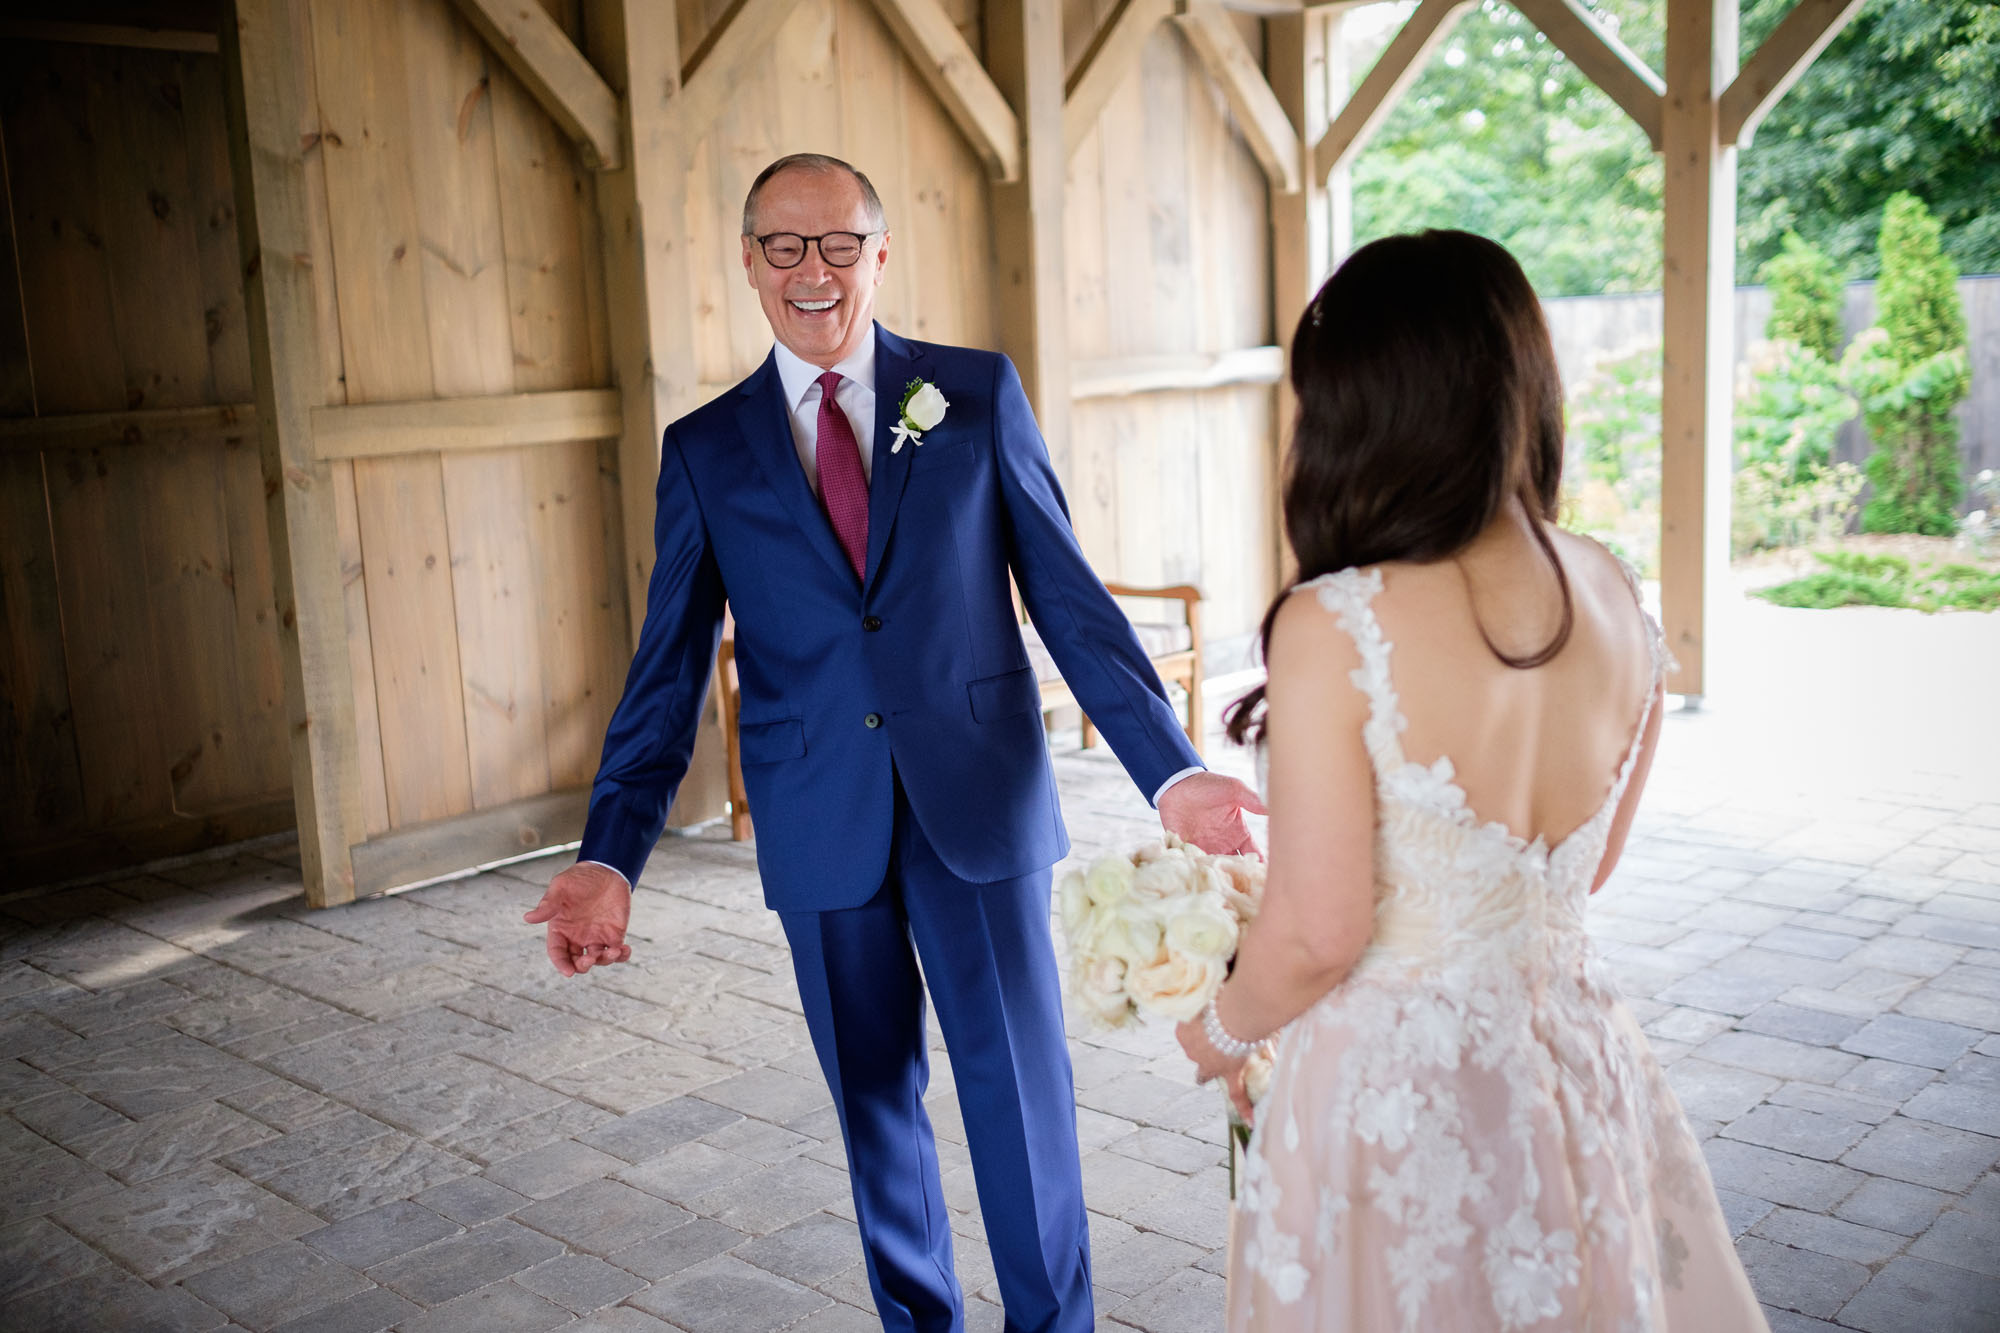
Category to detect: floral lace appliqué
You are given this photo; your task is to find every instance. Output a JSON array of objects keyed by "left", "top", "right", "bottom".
[{"left": 1232, "top": 562, "right": 1758, "bottom": 1333}]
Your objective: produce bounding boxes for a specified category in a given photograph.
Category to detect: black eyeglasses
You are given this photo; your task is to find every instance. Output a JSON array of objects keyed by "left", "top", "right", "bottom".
[{"left": 753, "top": 231, "right": 878, "bottom": 269}]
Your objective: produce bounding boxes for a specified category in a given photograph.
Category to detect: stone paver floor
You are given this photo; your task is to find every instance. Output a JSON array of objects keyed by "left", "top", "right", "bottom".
[{"left": 2, "top": 595, "right": 1998, "bottom": 1332}]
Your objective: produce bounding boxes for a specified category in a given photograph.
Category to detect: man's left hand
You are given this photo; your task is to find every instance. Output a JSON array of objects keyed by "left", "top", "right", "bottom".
[{"left": 1158, "top": 771, "right": 1266, "bottom": 857}]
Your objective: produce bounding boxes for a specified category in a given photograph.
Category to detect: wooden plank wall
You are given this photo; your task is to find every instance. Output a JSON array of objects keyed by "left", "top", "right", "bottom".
[
  {"left": 0, "top": 38, "right": 293, "bottom": 880},
  {"left": 3, "top": 0, "right": 1284, "bottom": 890},
  {"left": 1061, "top": 1, "right": 1277, "bottom": 655},
  {"left": 303, "top": 0, "right": 625, "bottom": 842}
]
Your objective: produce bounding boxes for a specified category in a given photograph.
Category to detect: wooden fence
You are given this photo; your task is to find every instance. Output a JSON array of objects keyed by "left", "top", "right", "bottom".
[{"left": 1545, "top": 275, "right": 2000, "bottom": 485}]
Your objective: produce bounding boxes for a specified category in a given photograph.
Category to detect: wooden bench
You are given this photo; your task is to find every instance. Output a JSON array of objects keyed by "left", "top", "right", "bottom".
[{"left": 716, "top": 584, "right": 1205, "bottom": 842}]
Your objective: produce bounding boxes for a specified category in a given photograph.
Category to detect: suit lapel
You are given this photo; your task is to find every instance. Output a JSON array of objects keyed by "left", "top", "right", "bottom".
[
  {"left": 863, "top": 325, "right": 920, "bottom": 592},
  {"left": 735, "top": 354, "right": 855, "bottom": 586}
]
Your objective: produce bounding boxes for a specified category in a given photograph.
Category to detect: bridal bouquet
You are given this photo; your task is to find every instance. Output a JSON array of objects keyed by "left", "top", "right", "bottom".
[{"left": 1059, "top": 835, "right": 1274, "bottom": 1107}]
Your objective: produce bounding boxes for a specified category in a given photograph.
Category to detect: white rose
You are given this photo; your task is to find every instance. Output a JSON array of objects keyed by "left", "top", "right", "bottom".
[
  {"left": 1244, "top": 1051, "right": 1273, "bottom": 1105},
  {"left": 1213, "top": 856, "right": 1264, "bottom": 924},
  {"left": 1059, "top": 870, "right": 1093, "bottom": 945},
  {"left": 1085, "top": 855, "right": 1136, "bottom": 907},
  {"left": 1164, "top": 893, "right": 1240, "bottom": 962},
  {"left": 1073, "top": 957, "right": 1133, "bottom": 1027},
  {"left": 1125, "top": 952, "right": 1226, "bottom": 1022},
  {"left": 1131, "top": 854, "right": 1195, "bottom": 906},
  {"left": 905, "top": 383, "right": 949, "bottom": 431},
  {"left": 1097, "top": 909, "right": 1165, "bottom": 971}
]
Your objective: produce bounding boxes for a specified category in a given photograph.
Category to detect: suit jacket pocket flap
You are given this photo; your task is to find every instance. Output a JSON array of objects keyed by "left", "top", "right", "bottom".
[
  {"left": 739, "top": 719, "right": 806, "bottom": 764},
  {"left": 967, "top": 666, "right": 1040, "bottom": 723}
]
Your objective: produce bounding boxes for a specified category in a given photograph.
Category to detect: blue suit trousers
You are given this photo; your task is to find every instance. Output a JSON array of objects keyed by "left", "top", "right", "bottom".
[{"left": 779, "top": 775, "right": 1092, "bottom": 1333}]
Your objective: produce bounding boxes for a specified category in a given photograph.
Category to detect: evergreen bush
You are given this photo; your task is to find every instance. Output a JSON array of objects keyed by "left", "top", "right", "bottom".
[
  {"left": 1761, "top": 231, "right": 1846, "bottom": 363},
  {"left": 1847, "top": 194, "right": 1972, "bottom": 536}
]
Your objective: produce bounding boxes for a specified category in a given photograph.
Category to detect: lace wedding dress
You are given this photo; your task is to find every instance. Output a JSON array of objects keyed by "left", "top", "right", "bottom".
[{"left": 1230, "top": 566, "right": 1766, "bottom": 1333}]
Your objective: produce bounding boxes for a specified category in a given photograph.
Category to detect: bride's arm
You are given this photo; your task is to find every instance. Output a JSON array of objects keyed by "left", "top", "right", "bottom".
[{"left": 1180, "top": 588, "right": 1378, "bottom": 1078}]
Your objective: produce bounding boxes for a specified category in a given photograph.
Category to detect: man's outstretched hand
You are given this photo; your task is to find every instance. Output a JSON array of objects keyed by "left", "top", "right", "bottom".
[
  {"left": 524, "top": 862, "right": 633, "bottom": 977},
  {"left": 1158, "top": 771, "right": 1267, "bottom": 857}
]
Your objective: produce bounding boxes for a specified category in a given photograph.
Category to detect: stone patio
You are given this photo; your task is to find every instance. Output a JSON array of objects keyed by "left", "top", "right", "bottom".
[{"left": 2, "top": 591, "right": 1997, "bottom": 1332}]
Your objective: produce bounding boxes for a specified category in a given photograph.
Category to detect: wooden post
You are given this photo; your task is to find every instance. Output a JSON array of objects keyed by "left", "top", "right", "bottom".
[
  {"left": 1323, "top": 4, "right": 1356, "bottom": 265},
  {"left": 584, "top": 0, "right": 727, "bottom": 826},
  {"left": 1266, "top": 8, "right": 1328, "bottom": 586},
  {"left": 1659, "top": 0, "right": 1737, "bottom": 702},
  {"left": 985, "top": 0, "right": 1070, "bottom": 477},
  {"left": 220, "top": 0, "right": 362, "bottom": 906}
]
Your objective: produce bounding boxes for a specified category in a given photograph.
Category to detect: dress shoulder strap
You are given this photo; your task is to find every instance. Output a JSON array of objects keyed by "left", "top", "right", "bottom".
[
  {"left": 1610, "top": 553, "right": 1677, "bottom": 686},
  {"left": 1600, "top": 552, "right": 1676, "bottom": 813},
  {"left": 1296, "top": 566, "right": 1407, "bottom": 772}
]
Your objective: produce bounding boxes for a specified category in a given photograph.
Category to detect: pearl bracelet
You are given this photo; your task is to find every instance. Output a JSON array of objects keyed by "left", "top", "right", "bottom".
[{"left": 1201, "top": 996, "right": 1260, "bottom": 1062}]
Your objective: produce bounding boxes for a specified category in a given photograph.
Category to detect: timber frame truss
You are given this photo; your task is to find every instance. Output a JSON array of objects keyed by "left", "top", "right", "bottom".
[{"left": 208, "top": 0, "right": 1869, "bottom": 903}]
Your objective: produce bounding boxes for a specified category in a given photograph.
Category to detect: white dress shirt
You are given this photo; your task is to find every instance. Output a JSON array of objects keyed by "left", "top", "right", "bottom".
[{"left": 773, "top": 338, "right": 877, "bottom": 494}]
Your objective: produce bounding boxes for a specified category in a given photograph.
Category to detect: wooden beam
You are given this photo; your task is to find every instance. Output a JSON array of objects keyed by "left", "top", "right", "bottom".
[
  {"left": 1322, "top": 2, "right": 1362, "bottom": 263},
  {"left": 1269, "top": 9, "right": 1330, "bottom": 593},
  {"left": 0, "top": 404, "right": 255, "bottom": 454},
  {"left": 987, "top": 0, "right": 1072, "bottom": 475},
  {"left": 1511, "top": 0, "right": 1665, "bottom": 150},
  {"left": 676, "top": 0, "right": 807, "bottom": 137},
  {"left": 310, "top": 388, "right": 621, "bottom": 460},
  {"left": 586, "top": 0, "right": 729, "bottom": 826},
  {"left": 863, "top": 0, "right": 1022, "bottom": 181},
  {"left": 1063, "top": 0, "right": 1174, "bottom": 160},
  {"left": 1071, "top": 346, "right": 1284, "bottom": 399},
  {"left": 221, "top": 0, "right": 364, "bottom": 907},
  {"left": 0, "top": 20, "right": 218, "bottom": 53},
  {"left": 446, "top": 0, "right": 623, "bottom": 170},
  {"left": 1720, "top": 0, "right": 1865, "bottom": 148},
  {"left": 1173, "top": 1, "right": 1303, "bottom": 194},
  {"left": 1219, "top": 0, "right": 1301, "bottom": 13},
  {"left": 1658, "top": 0, "right": 1739, "bottom": 701},
  {"left": 351, "top": 787, "right": 587, "bottom": 897},
  {"left": 1313, "top": 0, "right": 1470, "bottom": 186}
]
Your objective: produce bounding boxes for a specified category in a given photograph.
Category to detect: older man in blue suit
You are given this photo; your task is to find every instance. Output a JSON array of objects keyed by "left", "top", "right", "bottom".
[{"left": 527, "top": 153, "right": 1263, "bottom": 1333}]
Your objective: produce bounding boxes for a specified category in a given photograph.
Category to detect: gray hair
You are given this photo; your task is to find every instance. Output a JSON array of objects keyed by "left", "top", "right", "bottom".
[{"left": 741, "top": 153, "right": 888, "bottom": 237}]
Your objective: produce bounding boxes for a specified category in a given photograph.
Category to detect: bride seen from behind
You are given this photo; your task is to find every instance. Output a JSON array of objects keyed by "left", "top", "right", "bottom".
[{"left": 1177, "top": 231, "right": 1767, "bottom": 1331}]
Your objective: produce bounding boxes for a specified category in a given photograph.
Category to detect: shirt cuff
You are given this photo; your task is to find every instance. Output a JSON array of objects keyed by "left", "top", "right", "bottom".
[
  {"left": 578, "top": 859, "right": 633, "bottom": 891},
  {"left": 1152, "top": 766, "right": 1206, "bottom": 808}
]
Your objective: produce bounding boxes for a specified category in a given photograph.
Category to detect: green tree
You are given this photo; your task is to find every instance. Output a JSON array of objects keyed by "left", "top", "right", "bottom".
[
  {"left": 1738, "top": 0, "right": 2000, "bottom": 281},
  {"left": 1847, "top": 194, "right": 1971, "bottom": 535},
  {"left": 1760, "top": 231, "right": 1845, "bottom": 362},
  {"left": 1350, "top": 0, "right": 1663, "bottom": 296},
  {"left": 1347, "top": 0, "right": 1999, "bottom": 293}
]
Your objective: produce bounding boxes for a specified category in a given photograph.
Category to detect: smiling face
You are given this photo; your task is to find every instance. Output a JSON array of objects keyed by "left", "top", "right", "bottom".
[{"left": 741, "top": 167, "right": 889, "bottom": 369}]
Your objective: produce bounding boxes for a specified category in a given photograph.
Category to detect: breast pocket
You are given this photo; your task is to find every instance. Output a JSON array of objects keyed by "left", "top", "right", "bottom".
[
  {"left": 738, "top": 719, "right": 806, "bottom": 764},
  {"left": 967, "top": 666, "right": 1040, "bottom": 723},
  {"left": 911, "top": 439, "right": 976, "bottom": 477}
]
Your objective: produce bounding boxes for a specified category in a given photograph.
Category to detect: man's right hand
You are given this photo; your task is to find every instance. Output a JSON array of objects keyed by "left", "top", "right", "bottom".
[{"left": 524, "top": 862, "right": 633, "bottom": 977}]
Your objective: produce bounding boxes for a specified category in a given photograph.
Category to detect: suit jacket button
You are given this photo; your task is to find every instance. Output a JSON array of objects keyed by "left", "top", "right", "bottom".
[
  {"left": 864, "top": 713, "right": 882, "bottom": 729},
  {"left": 863, "top": 616, "right": 882, "bottom": 632}
]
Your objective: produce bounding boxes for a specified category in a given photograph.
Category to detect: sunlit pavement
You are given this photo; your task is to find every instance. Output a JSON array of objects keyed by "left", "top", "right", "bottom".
[{"left": 1, "top": 589, "right": 1994, "bottom": 1332}]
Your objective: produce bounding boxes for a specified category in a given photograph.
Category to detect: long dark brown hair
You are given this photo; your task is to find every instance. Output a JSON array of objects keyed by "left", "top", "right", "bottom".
[{"left": 1225, "top": 230, "right": 1572, "bottom": 746}]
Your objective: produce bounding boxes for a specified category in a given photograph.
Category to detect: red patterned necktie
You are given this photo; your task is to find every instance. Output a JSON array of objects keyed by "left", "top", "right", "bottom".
[{"left": 814, "top": 370, "right": 869, "bottom": 579}]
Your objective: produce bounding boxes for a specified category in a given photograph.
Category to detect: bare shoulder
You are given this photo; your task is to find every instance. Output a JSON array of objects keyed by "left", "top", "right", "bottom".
[
  {"left": 1551, "top": 528, "right": 1639, "bottom": 599},
  {"left": 1549, "top": 527, "right": 1656, "bottom": 664}
]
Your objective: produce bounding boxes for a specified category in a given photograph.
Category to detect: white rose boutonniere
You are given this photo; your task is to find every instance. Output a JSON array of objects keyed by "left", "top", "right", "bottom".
[{"left": 891, "top": 378, "right": 949, "bottom": 453}]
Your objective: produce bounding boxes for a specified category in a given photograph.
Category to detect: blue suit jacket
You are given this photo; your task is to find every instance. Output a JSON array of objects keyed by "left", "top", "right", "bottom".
[{"left": 577, "top": 325, "right": 1202, "bottom": 912}]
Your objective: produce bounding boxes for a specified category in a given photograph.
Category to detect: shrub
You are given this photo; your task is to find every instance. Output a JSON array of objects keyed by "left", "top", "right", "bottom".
[
  {"left": 1755, "top": 550, "right": 2000, "bottom": 613},
  {"left": 1733, "top": 334, "right": 1863, "bottom": 555},
  {"left": 1761, "top": 231, "right": 1846, "bottom": 363},
  {"left": 1563, "top": 343, "right": 1661, "bottom": 575},
  {"left": 1850, "top": 194, "right": 1971, "bottom": 535}
]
